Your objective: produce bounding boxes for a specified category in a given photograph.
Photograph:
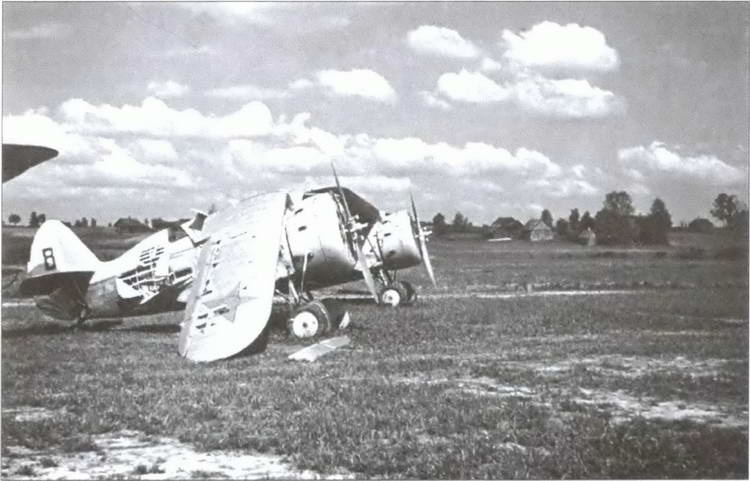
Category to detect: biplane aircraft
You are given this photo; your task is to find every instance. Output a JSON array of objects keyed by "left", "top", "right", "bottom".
[{"left": 18, "top": 173, "right": 436, "bottom": 362}]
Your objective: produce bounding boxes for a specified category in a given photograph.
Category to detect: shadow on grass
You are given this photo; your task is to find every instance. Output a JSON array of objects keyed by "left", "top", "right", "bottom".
[
  {"left": 115, "top": 323, "right": 180, "bottom": 334},
  {"left": 2, "top": 319, "right": 124, "bottom": 338}
]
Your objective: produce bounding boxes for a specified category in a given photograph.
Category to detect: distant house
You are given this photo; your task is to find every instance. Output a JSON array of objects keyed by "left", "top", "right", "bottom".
[
  {"left": 114, "top": 217, "right": 151, "bottom": 234},
  {"left": 491, "top": 217, "right": 524, "bottom": 239},
  {"left": 522, "top": 218, "right": 554, "bottom": 242},
  {"left": 688, "top": 217, "right": 714, "bottom": 233}
]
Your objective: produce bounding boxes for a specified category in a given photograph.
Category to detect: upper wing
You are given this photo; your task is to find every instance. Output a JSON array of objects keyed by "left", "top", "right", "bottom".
[
  {"left": 178, "top": 192, "right": 290, "bottom": 362},
  {"left": 3, "top": 144, "right": 59, "bottom": 182}
]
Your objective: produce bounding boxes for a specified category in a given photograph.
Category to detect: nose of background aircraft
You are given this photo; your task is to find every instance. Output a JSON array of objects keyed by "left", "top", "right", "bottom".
[{"left": 377, "top": 210, "right": 422, "bottom": 270}]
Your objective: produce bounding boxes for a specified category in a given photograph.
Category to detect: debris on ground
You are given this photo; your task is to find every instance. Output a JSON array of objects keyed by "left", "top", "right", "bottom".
[{"left": 289, "top": 336, "right": 350, "bottom": 362}]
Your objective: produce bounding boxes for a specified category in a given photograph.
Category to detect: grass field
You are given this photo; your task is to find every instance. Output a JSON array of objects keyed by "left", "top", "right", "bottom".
[{"left": 2, "top": 235, "right": 748, "bottom": 478}]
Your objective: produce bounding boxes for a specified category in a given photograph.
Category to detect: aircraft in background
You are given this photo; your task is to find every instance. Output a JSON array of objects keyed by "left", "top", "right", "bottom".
[{"left": 19, "top": 173, "right": 436, "bottom": 362}]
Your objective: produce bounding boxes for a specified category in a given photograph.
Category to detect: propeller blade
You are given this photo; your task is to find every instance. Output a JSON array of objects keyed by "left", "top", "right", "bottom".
[
  {"left": 332, "top": 162, "right": 379, "bottom": 303},
  {"left": 410, "top": 193, "right": 437, "bottom": 286},
  {"left": 332, "top": 162, "right": 353, "bottom": 221},
  {"left": 419, "top": 230, "right": 437, "bottom": 286}
]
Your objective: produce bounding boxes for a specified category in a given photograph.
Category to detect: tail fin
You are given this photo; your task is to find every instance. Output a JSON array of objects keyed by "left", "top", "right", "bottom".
[{"left": 20, "top": 220, "right": 100, "bottom": 296}]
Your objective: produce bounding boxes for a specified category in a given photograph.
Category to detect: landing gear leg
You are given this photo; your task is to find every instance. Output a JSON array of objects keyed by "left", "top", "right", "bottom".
[
  {"left": 374, "top": 269, "right": 417, "bottom": 307},
  {"left": 73, "top": 305, "right": 90, "bottom": 330}
]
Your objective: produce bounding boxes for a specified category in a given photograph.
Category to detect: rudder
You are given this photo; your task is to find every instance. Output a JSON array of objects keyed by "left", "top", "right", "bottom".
[{"left": 20, "top": 220, "right": 100, "bottom": 296}]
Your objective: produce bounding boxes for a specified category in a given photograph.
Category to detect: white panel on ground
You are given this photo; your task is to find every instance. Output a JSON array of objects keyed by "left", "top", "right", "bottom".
[{"left": 288, "top": 336, "right": 351, "bottom": 362}]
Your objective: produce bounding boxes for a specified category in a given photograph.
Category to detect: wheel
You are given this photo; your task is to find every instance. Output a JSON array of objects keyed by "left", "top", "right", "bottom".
[
  {"left": 287, "top": 300, "right": 331, "bottom": 338},
  {"left": 397, "top": 281, "right": 417, "bottom": 305},
  {"left": 378, "top": 283, "right": 408, "bottom": 307}
]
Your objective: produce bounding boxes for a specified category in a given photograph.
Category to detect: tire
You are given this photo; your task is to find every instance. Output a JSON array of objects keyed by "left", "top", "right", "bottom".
[
  {"left": 397, "top": 281, "right": 417, "bottom": 305},
  {"left": 379, "top": 283, "right": 408, "bottom": 307},
  {"left": 287, "top": 300, "right": 331, "bottom": 338}
]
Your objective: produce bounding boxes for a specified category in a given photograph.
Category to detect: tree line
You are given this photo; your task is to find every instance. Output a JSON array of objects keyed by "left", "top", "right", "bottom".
[
  {"left": 430, "top": 191, "right": 747, "bottom": 245},
  {"left": 5, "top": 211, "right": 98, "bottom": 228}
]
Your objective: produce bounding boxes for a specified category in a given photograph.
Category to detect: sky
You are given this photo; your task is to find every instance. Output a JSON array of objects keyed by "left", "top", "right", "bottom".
[{"left": 2, "top": 2, "right": 748, "bottom": 226}]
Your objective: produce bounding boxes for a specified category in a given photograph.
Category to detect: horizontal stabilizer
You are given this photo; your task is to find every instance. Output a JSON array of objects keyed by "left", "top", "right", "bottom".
[{"left": 19, "top": 271, "right": 94, "bottom": 297}]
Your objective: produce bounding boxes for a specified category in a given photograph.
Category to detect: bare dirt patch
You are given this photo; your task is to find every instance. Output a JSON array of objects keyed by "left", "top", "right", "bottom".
[
  {"left": 529, "top": 354, "right": 740, "bottom": 379},
  {"left": 572, "top": 388, "right": 747, "bottom": 429},
  {"left": 1, "top": 430, "right": 354, "bottom": 480}
]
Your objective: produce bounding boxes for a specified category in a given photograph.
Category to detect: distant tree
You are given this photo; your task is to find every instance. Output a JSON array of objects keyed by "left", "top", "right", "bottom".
[
  {"left": 37, "top": 213, "right": 46, "bottom": 224},
  {"left": 639, "top": 198, "right": 672, "bottom": 244},
  {"left": 8, "top": 214, "right": 21, "bottom": 226},
  {"left": 595, "top": 191, "right": 637, "bottom": 245},
  {"left": 541, "top": 209, "right": 553, "bottom": 228},
  {"left": 595, "top": 209, "right": 638, "bottom": 245},
  {"left": 432, "top": 213, "right": 447, "bottom": 236},
  {"left": 74, "top": 219, "right": 82, "bottom": 227},
  {"left": 568, "top": 209, "right": 580, "bottom": 233},
  {"left": 603, "top": 191, "right": 634, "bottom": 217},
  {"left": 580, "top": 211, "right": 595, "bottom": 230},
  {"left": 143, "top": 218, "right": 150, "bottom": 228},
  {"left": 29, "top": 211, "right": 39, "bottom": 228},
  {"left": 208, "top": 203, "right": 218, "bottom": 214},
  {"left": 711, "top": 193, "right": 739, "bottom": 227},
  {"left": 81, "top": 217, "right": 89, "bottom": 228},
  {"left": 452, "top": 212, "right": 469, "bottom": 232},
  {"left": 650, "top": 198, "right": 671, "bottom": 228},
  {"left": 91, "top": 218, "right": 97, "bottom": 228},
  {"left": 555, "top": 218, "right": 569, "bottom": 237}
]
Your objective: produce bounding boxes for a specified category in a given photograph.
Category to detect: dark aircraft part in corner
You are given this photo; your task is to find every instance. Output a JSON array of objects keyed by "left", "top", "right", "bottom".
[{"left": 2, "top": 144, "right": 59, "bottom": 182}]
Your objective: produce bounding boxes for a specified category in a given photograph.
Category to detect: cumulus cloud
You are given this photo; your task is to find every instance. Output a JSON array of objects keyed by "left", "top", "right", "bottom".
[
  {"left": 206, "top": 84, "right": 289, "bottom": 100},
  {"left": 418, "top": 91, "right": 452, "bottom": 110},
  {"left": 147, "top": 81, "right": 190, "bottom": 98},
  {"left": 480, "top": 57, "right": 503, "bottom": 72},
  {"left": 435, "top": 70, "right": 511, "bottom": 104},
  {"left": 527, "top": 177, "right": 600, "bottom": 198},
  {"left": 618, "top": 141, "right": 746, "bottom": 186},
  {"left": 425, "top": 70, "right": 622, "bottom": 118},
  {"left": 416, "top": 22, "right": 624, "bottom": 117},
  {"left": 5, "top": 96, "right": 603, "bottom": 223},
  {"left": 513, "top": 75, "right": 623, "bottom": 118},
  {"left": 502, "top": 21, "right": 619, "bottom": 72},
  {"left": 131, "top": 139, "right": 179, "bottom": 163},
  {"left": 57, "top": 97, "right": 274, "bottom": 138},
  {"left": 358, "top": 136, "right": 563, "bottom": 178},
  {"left": 316, "top": 69, "right": 397, "bottom": 103},
  {"left": 407, "top": 25, "right": 480, "bottom": 59}
]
